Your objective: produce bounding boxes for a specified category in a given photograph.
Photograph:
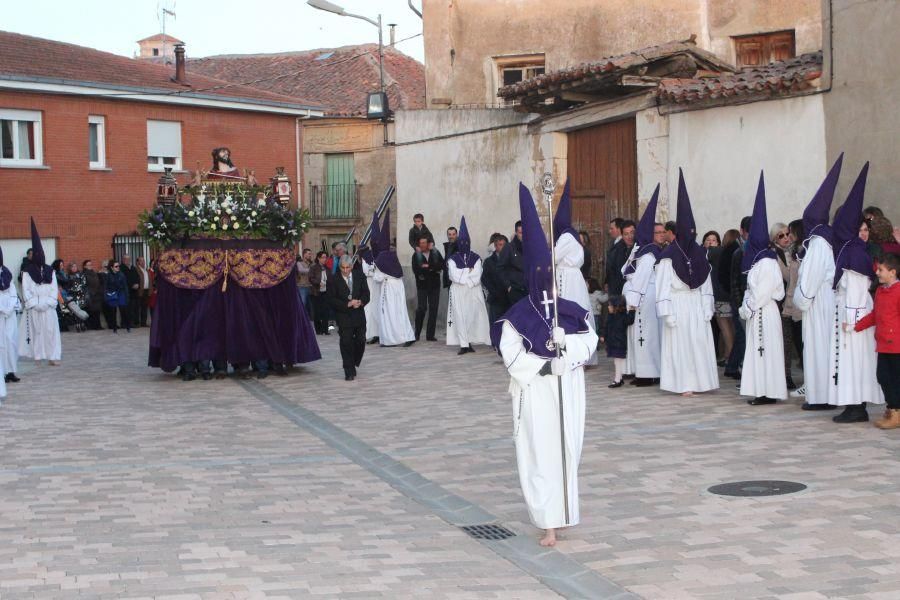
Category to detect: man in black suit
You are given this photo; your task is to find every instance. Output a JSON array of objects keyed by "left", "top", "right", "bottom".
[
  {"left": 482, "top": 233, "right": 510, "bottom": 323},
  {"left": 412, "top": 236, "right": 444, "bottom": 341},
  {"left": 327, "top": 255, "right": 370, "bottom": 381}
]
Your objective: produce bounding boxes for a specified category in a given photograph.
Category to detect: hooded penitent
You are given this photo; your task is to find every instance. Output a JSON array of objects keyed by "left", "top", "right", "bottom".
[
  {"left": 0, "top": 245, "right": 10, "bottom": 291},
  {"left": 450, "top": 215, "right": 480, "bottom": 269},
  {"left": 623, "top": 183, "right": 662, "bottom": 278},
  {"left": 802, "top": 153, "right": 844, "bottom": 250},
  {"left": 552, "top": 178, "right": 578, "bottom": 243},
  {"left": 741, "top": 171, "right": 777, "bottom": 273},
  {"left": 374, "top": 207, "right": 403, "bottom": 278},
  {"left": 489, "top": 183, "right": 590, "bottom": 358},
  {"left": 25, "top": 218, "right": 54, "bottom": 285},
  {"left": 358, "top": 211, "right": 381, "bottom": 263},
  {"left": 657, "top": 170, "right": 711, "bottom": 289},
  {"left": 832, "top": 162, "right": 874, "bottom": 288}
]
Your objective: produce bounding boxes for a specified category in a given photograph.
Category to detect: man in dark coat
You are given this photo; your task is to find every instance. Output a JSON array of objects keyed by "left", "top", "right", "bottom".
[
  {"left": 412, "top": 235, "right": 444, "bottom": 341},
  {"left": 327, "top": 255, "right": 370, "bottom": 381},
  {"left": 482, "top": 233, "right": 510, "bottom": 323},
  {"left": 721, "top": 215, "right": 751, "bottom": 378},
  {"left": 605, "top": 220, "right": 636, "bottom": 298},
  {"left": 498, "top": 221, "right": 527, "bottom": 304},
  {"left": 442, "top": 226, "right": 458, "bottom": 290}
]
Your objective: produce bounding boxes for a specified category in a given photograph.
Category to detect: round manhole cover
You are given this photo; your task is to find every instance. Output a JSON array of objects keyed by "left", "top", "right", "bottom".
[{"left": 708, "top": 480, "right": 807, "bottom": 497}]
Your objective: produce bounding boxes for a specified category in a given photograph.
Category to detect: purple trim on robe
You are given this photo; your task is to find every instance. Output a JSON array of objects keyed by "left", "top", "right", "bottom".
[
  {"left": 450, "top": 251, "right": 480, "bottom": 269},
  {"left": 833, "top": 238, "right": 875, "bottom": 287},
  {"left": 374, "top": 250, "right": 403, "bottom": 279},
  {"left": 490, "top": 295, "right": 591, "bottom": 359}
]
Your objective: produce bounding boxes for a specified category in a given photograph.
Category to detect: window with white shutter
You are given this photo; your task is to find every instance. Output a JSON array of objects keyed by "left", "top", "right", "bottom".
[{"left": 146, "top": 120, "right": 182, "bottom": 171}]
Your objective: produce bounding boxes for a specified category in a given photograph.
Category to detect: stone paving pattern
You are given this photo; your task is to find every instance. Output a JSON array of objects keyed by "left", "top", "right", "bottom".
[{"left": 1, "top": 327, "right": 899, "bottom": 599}]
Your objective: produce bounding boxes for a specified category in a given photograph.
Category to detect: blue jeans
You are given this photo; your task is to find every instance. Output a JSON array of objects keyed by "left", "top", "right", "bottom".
[{"left": 298, "top": 286, "right": 311, "bottom": 316}]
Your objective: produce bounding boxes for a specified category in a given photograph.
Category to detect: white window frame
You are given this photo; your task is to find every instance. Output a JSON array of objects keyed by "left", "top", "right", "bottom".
[
  {"left": 0, "top": 108, "right": 43, "bottom": 168},
  {"left": 88, "top": 115, "right": 106, "bottom": 169},
  {"left": 146, "top": 119, "right": 182, "bottom": 172}
]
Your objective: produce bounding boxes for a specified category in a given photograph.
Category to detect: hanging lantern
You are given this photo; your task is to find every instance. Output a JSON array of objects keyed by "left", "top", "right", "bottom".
[
  {"left": 156, "top": 167, "right": 178, "bottom": 206},
  {"left": 271, "top": 166, "right": 292, "bottom": 207}
]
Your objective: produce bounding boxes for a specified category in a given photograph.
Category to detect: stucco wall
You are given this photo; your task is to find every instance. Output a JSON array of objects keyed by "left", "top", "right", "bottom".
[
  {"left": 650, "top": 94, "right": 827, "bottom": 235},
  {"left": 823, "top": 0, "right": 900, "bottom": 224},
  {"left": 422, "top": 0, "right": 821, "bottom": 107}
]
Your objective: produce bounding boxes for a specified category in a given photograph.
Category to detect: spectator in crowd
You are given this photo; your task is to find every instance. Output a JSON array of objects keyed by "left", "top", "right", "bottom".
[
  {"left": 870, "top": 215, "right": 900, "bottom": 257},
  {"left": 663, "top": 221, "right": 677, "bottom": 245},
  {"left": 720, "top": 216, "right": 751, "bottom": 378},
  {"left": 579, "top": 231, "right": 592, "bottom": 279},
  {"left": 82, "top": 259, "right": 104, "bottom": 330},
  {"left": 411, "top": 235, "right": 444, "bottom": 341},
  {"left": 296, "top": 248, "right": 313, "bottom": 316},
  {"left": 859, "top": 219, "right": 882, "bottom": 262},
  {"left": 408, "top": 213, "right": 434, "bottom": 250},
  {"left": 607, "top": 218, "right": 624, "bottom": 252},
  {"left": 605, "top": 220, "right": 636, "bottom": 299},
  {"left": 327, "top": 255, "right": 370, "bottom": 381},
  {"left": 64, "top": 262, "right": 88, "bottom": 332},
  {"left": 18, "top": 248, "right": 33, "bottom": 283},
  {"left": 325, "top": 242, "right": 346, "bottom": 276},
  {"left": 104, "top": 260, "right": 130, "bottom": 333},
  {"left": 771, "top": 221, "right": 798, "bottom": 390},
  {"left": 711, "top": 229, "right": 739, "bottom": 366},
  {"left": 99, "top": 260, "right": 116, "bottom": 330},
  {"left": 482, "top": 233, "right": 510, "bottom": 324},
  {"left": 442, "top": 227, "right": 458, "bottom": 290},
  {"left": 863, "top": 205, "right": 884, "bottom": 221},
  {"left": 498, "top": 221, "right": 526, "bottom": 304},
  {"left": 120, "top": 255, "right": 139, "bottom": 324},
  {"left": 308, "top": 251, "right": 330, "bottom": 335},
  {"left": 702, "top": 231, "right": 720, "bottom": 248}
]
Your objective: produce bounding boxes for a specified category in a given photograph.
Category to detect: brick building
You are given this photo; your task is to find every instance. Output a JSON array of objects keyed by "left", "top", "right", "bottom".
[{"left": 0, "top": 31, "right": 323, "bottom": 277}]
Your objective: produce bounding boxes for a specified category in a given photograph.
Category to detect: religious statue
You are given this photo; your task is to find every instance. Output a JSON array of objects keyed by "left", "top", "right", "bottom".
[
  {"left": 245, "top": 169, "right": 258, "bottom": 187},
  {"left": 207, "top": 147, "right": 245, "bottom": 181}
]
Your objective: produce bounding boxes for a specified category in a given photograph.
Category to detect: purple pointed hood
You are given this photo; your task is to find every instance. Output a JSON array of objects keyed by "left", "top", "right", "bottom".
[
  {"left": 25, "top": 218, "right": 54, "bottom": 285},
  {"left": 450, "top": 215, "right": 480, "bottom": 269},
  {"left": 490, "top": 183, "right": 591, "bottom": 358},
  {"left": 624, "top": 184, "right": 662, "bottom": 278},
  {"left": 741, "top": 171, "right": 778, "bottom": 273},
  {"left": 552, "top": 178, "right": 578, "bottom": 243},
  {"left": 374, "top": 207, "right": 403, "bottom": 278},
  {"left": 0, "top": 244, "right": 10, "bottom": 291},
  {"left": 802, "top": 153, "right": 843, "bottom": 250},
  {"left": 833, "top": 162, "right": 874, "bottom": 288},
  {"left": 658, "top": 170, "right": 711, "bottom": 289}
]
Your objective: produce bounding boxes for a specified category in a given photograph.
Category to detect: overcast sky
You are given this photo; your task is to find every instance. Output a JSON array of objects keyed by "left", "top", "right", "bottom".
[{"left": 4, "top": 0, "right": 425, "bottom": 62}]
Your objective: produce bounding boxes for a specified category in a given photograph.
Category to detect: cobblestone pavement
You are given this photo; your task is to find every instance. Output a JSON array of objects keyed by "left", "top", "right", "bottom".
[{"left": 1, "top": 327, "right": 899, "bottom": 599}]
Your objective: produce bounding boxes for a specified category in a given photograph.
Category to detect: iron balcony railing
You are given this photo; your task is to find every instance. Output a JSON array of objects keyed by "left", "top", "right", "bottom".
[{"left": 309, "top": 183, "right": 361, "bottom": 221}]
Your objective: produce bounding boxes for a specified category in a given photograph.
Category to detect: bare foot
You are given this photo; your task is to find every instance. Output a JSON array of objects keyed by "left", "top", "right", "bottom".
[
  {"left": 681, "top": 391, "right": 694, "bottom": 397},
  {"left": 540, "top": 529, "right": 557, "bottom": 547}
]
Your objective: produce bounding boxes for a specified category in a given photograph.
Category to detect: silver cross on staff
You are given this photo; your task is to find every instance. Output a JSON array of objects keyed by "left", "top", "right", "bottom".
[{"left": 540, "top": 290, "right": 554, "bottom": 319}]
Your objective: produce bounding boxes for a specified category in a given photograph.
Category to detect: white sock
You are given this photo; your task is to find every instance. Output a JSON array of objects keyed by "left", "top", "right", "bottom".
[{"left": 613, "top": 358, "right": 625, "bottom": 382}]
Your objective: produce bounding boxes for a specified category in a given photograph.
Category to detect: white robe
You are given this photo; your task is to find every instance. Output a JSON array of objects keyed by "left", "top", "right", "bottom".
[
  {"left": 827, "top": 270, "right": 884, "bottom": 407},
  {"left": 0, "top": 283, "right": 20, "bottom": 377},
  {"left": 373, "top": 268, "right": 415, "bottom": 346},
  {"left": 446, "top": 259, "right": 491, "bottom": 348},
  {"left": 499, "top": 319, "right": 598, "bottom": 530},
  {"left": 18, "top": 272, "right": 62, "bottom": 361},
  {"left": 655, "top": 259, "right": 719, "bottom": 394},
  {"left": 792, "top": 236, "right": 835, "bottom": 404},
  {"left": 362, "top": 259, "right": 382, "bottom": 340},
  {"left": 739, "top": 257, "right": 787, "bottom": 400},
  {"left": 554, "top": 232, "right": 591, "bottom": 312},
  {"left": 623, "top": 252, "right": 662, "bottom": 378}
]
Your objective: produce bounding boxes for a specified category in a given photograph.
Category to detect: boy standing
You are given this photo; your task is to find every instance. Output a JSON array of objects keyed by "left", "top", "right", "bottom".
[{"left": 855, "top": 253, "right": 900, "bottom": 428}]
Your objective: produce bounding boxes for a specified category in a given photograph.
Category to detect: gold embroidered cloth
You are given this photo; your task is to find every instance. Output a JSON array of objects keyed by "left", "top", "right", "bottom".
[{"left": 158, "top": 248, "right": 295, "bottom": 290}]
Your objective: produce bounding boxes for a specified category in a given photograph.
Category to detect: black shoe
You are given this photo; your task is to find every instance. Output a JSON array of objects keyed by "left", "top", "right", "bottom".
[
  {"left": 367, "top": 337, "right": 380, "bottom": 345},
  {"left": 344, "top": 374, "right": 354, "bottom": 381},
  {"left": 786, "top": 376, "right": 797, "bottom": 391},
  {"left": 457, "top": 348, "right": 468, "bottom": 355},
  {"left": 201, "top": 372, "right": 212, "bottom": 381},
  {"left": 214, "top": 371, "right": 228, "bottom": 380},
  {"left": 632, "top": 378, "right": 654, "bottom": 387},
  {"left": 608, "top": 380, "right": 624, "bottom": 388},
  {"left": 403, "top": 340, "right": 415, "bottom": 347},
  {"left": 273, "top": 366, "right": 288, "bottom": 377},
  {"left": 426, "top": 337, "right": 438, "bottom": 342},
  {"left": 257, "top": 371, "right": 269, "bottom": 380},
  {"left": 801, "top": 402, "right": 837, "bottom": 411},
  {"left": 833, "top": 405, "right": 869, "bottom": 423},
  {"left": 724, "top": 370, "right": 741, "bottom": 379},
  {"left": 467, "top": 345, "right": 475, "bottom": 353},
  {"left": 748, "top": 396, "right": 777, "bottom": 405},
  {"left": 717, "top": 359, "right": 728, "bottom": 367},
  {"left": 5, "top": 373, "right": 19, "bottom": 383},
  {"left": 622, "top": 374, "right": 635, "bottom": 380},
  {"left": 182, "top": 372, "right": 196, "bottom": 382}
]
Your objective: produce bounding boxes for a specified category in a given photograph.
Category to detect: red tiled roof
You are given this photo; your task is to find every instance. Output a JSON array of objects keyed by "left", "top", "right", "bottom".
[
  {"left": 498, "top": 38, "right": 734, "bottom": 100},
  {"left": 0, "top": 30, "right": 321, "bottom": 111},
  {"left": 186, "top": 44, "right": 425, "bottom": 117},
  {"left": 137, "top": 33, "right": 184, "bottom": 44},
  {"left": 657, "top": 52, "right": 823, "bottom": 105}
]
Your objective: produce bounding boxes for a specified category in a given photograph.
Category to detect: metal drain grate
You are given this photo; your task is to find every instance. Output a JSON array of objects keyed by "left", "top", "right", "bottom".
[
  {"left": 708, "top": 480, "right": 807, "bottom": 497},
  {"left": 461, "top": 524, "right": 516, "bottom": 540}
]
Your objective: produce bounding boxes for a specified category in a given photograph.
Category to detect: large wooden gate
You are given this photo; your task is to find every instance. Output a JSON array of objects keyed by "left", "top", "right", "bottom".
[{"left": 567, "top": 118, "right": 638, "bottom": 283}]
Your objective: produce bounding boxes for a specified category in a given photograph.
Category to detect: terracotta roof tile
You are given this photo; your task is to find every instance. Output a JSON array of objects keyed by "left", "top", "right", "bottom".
[
  {"left": 137, "top": 33, "right": 184, "bottom": 44},
  {"left": 186, "top": 45, "right": 425, "bottom": 117},
  {"left": 656, "top": 52, "right": 823, "bottom": 105},
  {"left": 0, "top": 30, "right": 320, "bottom": 110}
]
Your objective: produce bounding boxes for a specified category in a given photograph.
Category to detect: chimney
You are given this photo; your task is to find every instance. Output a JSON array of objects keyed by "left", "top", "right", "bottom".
[
  {"left": 174, "top": 44, "right": 186, "bottom": 84},
  {"left": 388, "top": 24, "right": 396, "bottom": 46}
]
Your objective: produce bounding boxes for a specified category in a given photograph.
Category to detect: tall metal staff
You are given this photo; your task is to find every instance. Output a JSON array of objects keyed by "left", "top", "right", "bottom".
[{"left": 541, "top": 172, "right": 569, "bottom": 526}]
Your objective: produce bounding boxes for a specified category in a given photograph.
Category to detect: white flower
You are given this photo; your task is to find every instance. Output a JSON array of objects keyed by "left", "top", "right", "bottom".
[
  {"left": 210, "top": 223, "right": 217, "bottom": 230},
  {"left": 214, "top": 216, "right": 220, "bottom": 221},
  {"left": 233, "top": 222, "right": 240, "bottom": 230},
  {"left": 188, "top": 211, "right": 195, "bottom": 217},
  {"left": 257, "top": 199, "right": 266, "bottom": 208},
  {"left": 225, "top": 194, "right": 232, "bottom": 202},
  {"left": 251, "top": 210, "right": 258, "bottom": 217},
  {"left": 225, "top": 208, "right": 232, "bottom": 215}
]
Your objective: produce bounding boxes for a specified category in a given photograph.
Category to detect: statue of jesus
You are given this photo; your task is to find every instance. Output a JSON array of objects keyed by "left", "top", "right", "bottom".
[{"left": 207, "top": 147, "right": 244, "bottom": 181}]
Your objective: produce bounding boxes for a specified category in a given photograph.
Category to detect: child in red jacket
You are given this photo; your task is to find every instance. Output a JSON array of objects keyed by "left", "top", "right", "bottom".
[{"left": 855, "top": 253, "right": 900, "bottom": 429}]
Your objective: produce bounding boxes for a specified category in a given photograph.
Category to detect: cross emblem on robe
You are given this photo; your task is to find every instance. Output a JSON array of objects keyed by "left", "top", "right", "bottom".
[
  {"left": 758, "top": 346, "right": 765, "bottom": 357},
  {"left": 540, "top": 290, "right": 554, "bottom": 319},
  {"left": 638, "top": 336, "right": 645, "bottom": 347}
]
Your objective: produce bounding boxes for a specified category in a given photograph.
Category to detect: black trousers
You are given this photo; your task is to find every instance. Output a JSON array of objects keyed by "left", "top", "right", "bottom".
[
  {"left": 311, "top": 294, "right": 328, "bottom": 334},
  {"left": 339, "top": 324, "right": 366, "bottom": 376},
  {"left": 877, "top": 353, "right": 900, "bottom": 409},
  {"left": 415, "top": 286, "right": 440, "bottom": 339},
  {"left": 112, "top": 304, "right": 130, "bottom": 331}
]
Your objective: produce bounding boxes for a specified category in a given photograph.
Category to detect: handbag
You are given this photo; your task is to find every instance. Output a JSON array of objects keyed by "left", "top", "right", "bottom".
[{"left": 104, "top": 290, "right": 120, "bottom": 306}]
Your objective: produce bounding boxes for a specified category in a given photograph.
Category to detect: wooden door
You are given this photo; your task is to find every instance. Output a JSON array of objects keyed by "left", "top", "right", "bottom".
[{"left": 567, "top": 117, "right": 637, "bottom": 283}]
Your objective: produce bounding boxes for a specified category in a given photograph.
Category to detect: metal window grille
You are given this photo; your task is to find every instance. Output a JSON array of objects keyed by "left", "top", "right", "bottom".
[
  {"left": 111, "top": 233, "right": 152, "bottom": 264},
  {"left": 309, "top": 183, "right": 361, "bottom": 221}
]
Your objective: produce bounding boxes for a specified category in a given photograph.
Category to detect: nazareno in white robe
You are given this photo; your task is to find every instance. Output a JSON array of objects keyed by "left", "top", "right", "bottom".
[
  {"left": 623, "top": 252, "right": 662, "bottom": 379},
  {"left": 554, "top": 232, "right": 594, "bottom": 365},
  {"left": 499, "top": 318, "right": 598, "bottom": 530},
  {"left": 0, "top": 283, "right": 20, "bottom": 378},
  {"left": 18, "top": 271, "right": 62, "bottom": 361},
  {"left": 373, "top": 268, "right": 415, "bottom": 346},
  {"left": 792, "top": 235, "right": 835, "bottom": 405},
  {"left": 827, "top": 270, "right": 884, "bottom": 407},
  {"left": 446, "top": 259, "right": 491, "bottom": 348},
  {"left": 362, "top": 259, "right": 382, "bottom": 340},
  {"left": 655, "top": 258, "right": 719, "bottom": 394},
  {"left": 739, "top": 257, "right": 787, "bottom": 400}
]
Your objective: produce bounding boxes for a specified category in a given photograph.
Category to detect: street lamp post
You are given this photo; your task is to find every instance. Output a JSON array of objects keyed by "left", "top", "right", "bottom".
[{"left": 307, "top": 0, "right": 389, "bottom": 144}]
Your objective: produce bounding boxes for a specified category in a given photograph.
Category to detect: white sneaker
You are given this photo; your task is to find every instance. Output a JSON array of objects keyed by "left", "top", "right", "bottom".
[{"left": 789, "top": 386, "right": 806, "bottom": 398}]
